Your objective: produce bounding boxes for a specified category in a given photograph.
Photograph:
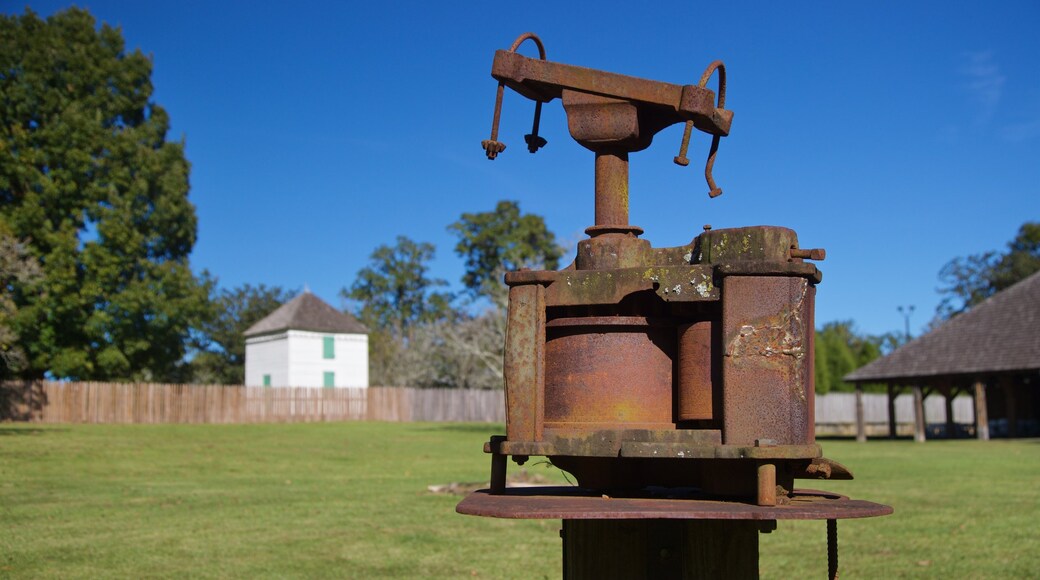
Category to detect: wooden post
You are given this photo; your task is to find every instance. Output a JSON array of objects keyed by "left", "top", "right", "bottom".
[
  {"left": 886, "top": 383, "right": 897, "bottom": 439},
  {"left": 1002, "top": 375, "right": 1018, "bottom": 438},
  {"left": 562, "top": 519, "right": 760, "bottom": 579},
  {"left": 854, "top": 385, "right": 866, "bottom": 443},
  {"left": 943, "top": 387, "right": 956, "bottom": 439},
  {"left": 973, "top": 379, "right": 989, "bottom": 440},
  {"left": 912, "top": 385, "right": 926, "bottom": 443}
]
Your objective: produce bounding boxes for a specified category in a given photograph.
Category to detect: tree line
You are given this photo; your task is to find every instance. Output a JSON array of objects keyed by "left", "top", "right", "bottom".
[{"left": 2, "top": 8, "right": 1037, "bottom": 389}]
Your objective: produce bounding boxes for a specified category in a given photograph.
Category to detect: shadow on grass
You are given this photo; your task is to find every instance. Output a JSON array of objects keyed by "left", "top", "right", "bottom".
[
  {"left": 0, "top": 426, "right": 67, "bottom": 436},
  {"left": 819, "top": 434, "right": 1040, "bottom": 444},
  {"left": 0, "top": 380, "right": 48, "bottom": 421}
]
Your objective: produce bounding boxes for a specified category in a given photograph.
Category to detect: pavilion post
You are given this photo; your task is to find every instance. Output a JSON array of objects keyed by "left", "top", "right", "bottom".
[
  {"left": 1001, "top": 375, "right": 1018, "bottom": 438},
  {"left": 973, "top": 379, "right": 989, "bottom": 441},
  {"left": 912, "top": 385, "right": 926, "bottom": 443},
  {"left": 943, "top": 386, "right": 956, "bottom": 439},
  {"left": 854, "top": 385, "right": 866, "bottom": 443},
  {"left": 886, "top": 383, "right": 897, "bottom": 439}
]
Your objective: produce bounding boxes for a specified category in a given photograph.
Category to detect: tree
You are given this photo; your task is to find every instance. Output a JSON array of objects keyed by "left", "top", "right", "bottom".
[
  {"left": 936, "top": 222, "right": 1040, "bottom": 320},
  {"left": 346, "top": 201, "right": 561, "bottom": 389},
  {"left": 448, "top": 200, "right": 562, "bottom": 300},
  {"left": 0, "top": 9, "right": 207, "bottom": 380},
  {"left": 342, "top": 236, "right": 453, "bottom": 386},
  {"left": 344, "top": 236, "right": 452, "bottom": 335},
  {"left": 190, "top": 282, "right": 297, "bottom": 384},
  {"left": 439, "top": 201, "right": 562, "bottom": 390},
  {"left": 813, "top": 321, "right": 884, "bottom": 393},
  {"left": 0, "top": 226, "right": 42, "bottom": 378},
  {"left": 435, "top": 309, "right": 506, "bottom": 389}
]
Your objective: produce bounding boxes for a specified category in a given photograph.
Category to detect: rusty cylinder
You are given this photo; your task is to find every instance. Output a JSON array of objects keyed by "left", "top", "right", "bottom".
[
  {"left": 544, "top": 316, "right": 674, "bottom": 428},
  {"left": 677, "top": 321, "right": 714, "bottom": 421}
]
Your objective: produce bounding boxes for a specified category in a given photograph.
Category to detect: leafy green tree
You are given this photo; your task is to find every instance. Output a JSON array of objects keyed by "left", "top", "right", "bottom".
[
  {"left": 190, "top": 282, "right": 297, "bottom": 384},
  {"left": 343, "top": 236, "right": 452, "bottom": 335},
  {"left": 814, "top": 321, "right": 884, "bottom": 393},
  {"left": 0, "top": 225, "right": 42, "bottom": 378},
  {"left": 440, "top": 201, "right": 561, "bottom": 389},
  {"left": 342, "top": 236, "right": 453, "bottom": 386},
  {"left": 0, "top": 8, "right": 206, "bottom": 380},
  {"left": 936, "top": 222, "right": 1040, "bottom": 320},
  {"left": 448, "top": 200, "right": 562, "bottom": 300},
  {"left": 813, "top": 329, "right": 833, "bottom": 394}
]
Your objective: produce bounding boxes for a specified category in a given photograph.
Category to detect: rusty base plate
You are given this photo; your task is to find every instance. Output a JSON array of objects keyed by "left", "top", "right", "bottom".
[{"left": 456, "top": 487, "right": 891, "bottom": 521}]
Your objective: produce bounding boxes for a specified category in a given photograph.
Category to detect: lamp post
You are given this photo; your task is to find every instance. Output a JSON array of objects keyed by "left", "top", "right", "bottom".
[{"left": 897, "top": 305, "right": 915, "bottom": 342}]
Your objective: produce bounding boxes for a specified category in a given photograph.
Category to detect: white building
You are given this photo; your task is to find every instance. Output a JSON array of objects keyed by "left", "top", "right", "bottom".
[{"left": 244, "top": 292, "right": 369, "bottom": 388}]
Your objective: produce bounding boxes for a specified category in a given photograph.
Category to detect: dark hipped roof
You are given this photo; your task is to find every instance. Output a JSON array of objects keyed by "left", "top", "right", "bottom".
[
  {"left": 845, "top": 270, "right": 1040, "bottom": 383},
  {"left": 244, "top": 292, "right": 368, "bottom": 337}
]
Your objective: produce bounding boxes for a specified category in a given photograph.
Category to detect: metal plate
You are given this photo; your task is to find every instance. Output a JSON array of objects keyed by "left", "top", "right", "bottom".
[{"left": 457, "top": 487, "right": 892, "bottom": 521}]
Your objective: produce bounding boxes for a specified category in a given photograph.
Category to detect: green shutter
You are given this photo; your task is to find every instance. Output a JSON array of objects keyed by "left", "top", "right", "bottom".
[
  {"left": 323, "top": 371, "right": 335, "bottom": 388},
  {"left": 263, "top": 374, "right": 271, "bottom": 387},
  {"left": 323, "top": 336, "right": 335, "bottom": 359}
]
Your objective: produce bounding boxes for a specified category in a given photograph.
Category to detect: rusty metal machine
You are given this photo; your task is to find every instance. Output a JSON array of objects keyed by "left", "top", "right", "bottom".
[{"left": 458, "top": 33, "right": 891, "bottom": 579}]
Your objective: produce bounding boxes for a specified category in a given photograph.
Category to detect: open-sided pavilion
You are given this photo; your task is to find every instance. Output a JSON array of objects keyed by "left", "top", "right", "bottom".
[{"left": 844, "top": 270, "right": 1040, "bottom": 442}]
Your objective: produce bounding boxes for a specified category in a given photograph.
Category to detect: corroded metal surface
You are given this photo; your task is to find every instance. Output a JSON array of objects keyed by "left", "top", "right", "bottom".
[
  {"left": 504, "top": 284, "right": 545, "bottom": 442},
  {"left": 507, "top": 264, "right": 718, "bottom": 305},
  {"left": 490, "top": 50, "right": 732, "bottom": 138},
  {"left": 678, "top": 320, "right": 714, "bottom": 420},
  {"left": 698, "top": 226, "right": 799, "bottom": 263},
  {"left": 487, "top": 428, "right": 724, "bottom": 457},
  {"left": 593, "top": 151, "right": 630, "bottom": 224},
  {"left": 617, "top": 443, "right": 820, "bottom": 460},
  {"left": 471, "top": 32, "right": 888, "bottom": 579},
  {"left": 722, "top": 276, "right": 815, "bottom": 446},
  {"left": 481, "top": 33, "right": 868, "bottom": 505},
  {"left": 544, "top": 317, "right": 674, "bottom": 428},
  {"left": 457, "top": 487, "right": 893, "bottom": 521},
  {"left": 757, "top": 463, "right": 777, "bottom": 506}
]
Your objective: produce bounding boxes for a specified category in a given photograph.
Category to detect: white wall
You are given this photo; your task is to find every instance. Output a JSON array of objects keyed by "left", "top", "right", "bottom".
[
  {"left": 246, "top": 330, "right": 368, "bottom": 388},
  {"left": 244, "top": 332, "right": 290, "bottom": 387},
  {"left": 286, "top": 330, "right": 369, "bottom": 388}
]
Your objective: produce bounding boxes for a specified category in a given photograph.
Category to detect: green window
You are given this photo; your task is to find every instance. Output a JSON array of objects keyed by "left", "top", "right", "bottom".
[
  {"left": 323, "top": 371, "right": 335, "bottom": 388},
  {"left": 323, "top": 336, "right": 335, "bottom": 359},
  {"left": 262, "top": 374, "right": 271, "bottom": 387}
]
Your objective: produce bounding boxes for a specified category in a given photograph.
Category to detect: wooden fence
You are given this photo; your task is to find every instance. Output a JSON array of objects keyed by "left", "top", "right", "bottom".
[
  {"left": 815, "top": 392, "right": 974, "bottom": 436},
  {"left": 0, "top": 381, "right": 504, "bottom": 424},
  {"left": 1, "top": 381, "right": 972, "bottom": 429}
]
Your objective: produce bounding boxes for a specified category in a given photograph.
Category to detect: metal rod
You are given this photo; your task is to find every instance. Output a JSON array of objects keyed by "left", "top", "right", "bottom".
[
  {"left": 594, "top": 151, "right": 629, "bottom": 227},
  {"left": 757, "top": 463, "right": 777, "bottom": 506},
  {"left": 827, "top": 519, "right": 838, "bottom": 579}
]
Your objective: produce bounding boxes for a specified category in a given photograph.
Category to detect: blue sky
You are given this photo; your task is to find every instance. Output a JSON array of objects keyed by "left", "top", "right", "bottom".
[{"left": 19, "top": 1, "right": 1040, "bottom": 338}]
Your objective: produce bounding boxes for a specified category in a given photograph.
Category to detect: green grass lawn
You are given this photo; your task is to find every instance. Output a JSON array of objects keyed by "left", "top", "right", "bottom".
[{"left": 1, "top": 423, "right": 1037, "bottom": 579}]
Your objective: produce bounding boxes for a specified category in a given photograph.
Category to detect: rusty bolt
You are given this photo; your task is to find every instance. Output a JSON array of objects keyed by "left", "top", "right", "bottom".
[
  {"left": 790, "top": 248, "right": 826, "bottom": 261},
  {"left": 525, "top": 133, "right": 547, "bottom": 153},
  {"left": 482, "top": 139, "right": 506, "bottom": 160},
  {"left": 673, "top": 121, "right": 695, "bottom": 166}
]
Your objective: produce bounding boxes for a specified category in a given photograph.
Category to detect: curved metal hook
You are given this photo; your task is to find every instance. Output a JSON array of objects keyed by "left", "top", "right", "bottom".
[
  {"left": 674, "top": 60, "right": 727, "bottom": 198},
  {"left": 508, "top": 32, "right": 546, "bottom": 58},
  {"left": 482, "top": 33, "right": 549, "bottom": 160},
  {"left": 699, "top": 61, "right": 725, "bottom": 198}
]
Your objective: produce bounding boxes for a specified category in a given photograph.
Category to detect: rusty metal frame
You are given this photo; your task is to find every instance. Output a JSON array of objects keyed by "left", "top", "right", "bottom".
[{"left": 458, "top": 487, "right": 893, "bottom": 521}]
